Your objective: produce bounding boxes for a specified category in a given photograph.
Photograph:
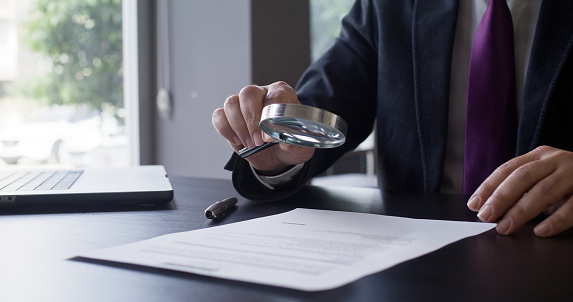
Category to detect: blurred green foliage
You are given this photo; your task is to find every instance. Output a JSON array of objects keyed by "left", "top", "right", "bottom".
[
  {"left": 310, "top": 0, "right": 354, "bottom": 62},
  {"left": 23, "top": 0, "right": 123, "bottom": 111}
]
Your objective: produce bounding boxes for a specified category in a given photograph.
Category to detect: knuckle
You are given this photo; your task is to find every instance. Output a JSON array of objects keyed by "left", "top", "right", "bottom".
[
  {"left": 551, "top": 148, "right": 573, "bottom": 162},
  {"left": 211, "top": 108, "right": 223, "bottom": 121},
  {"left": 239, "top": 84, "right": 264, "bottom": 97},
  {"left": 533, "top": 145, "right": 554, "bottom": 159},
  {"left": 490, "top": 189, "right": 510, "bottom": 203},
  {"left": 529, "top": 180, "right": 556, "bottom": 196},
  {"left": 238, "top": 86, "right": 266, "bottom": 115},
  {"left": 535, "top": 145, "right": 552, "bottom": 153},
  {"left": 267, "top": 82, "right": 297, "bottom": 102},
  {"left": 494, "top": 161, "right": 515, "bottom": 177},
  {"left": 224, "top": 94, "right": 240, "bottom": 108},
  {"left": 272, "top": 81, "right": 293, "bottom": 90},
  {"left": 509, "top": 203, "right": 528, "bottom": 218},
  {"left": 512, "top": 164, "right": 532, "bottom": 180},
  {"left": 476, "top": 181, "right": 495, "bottom": 196}
]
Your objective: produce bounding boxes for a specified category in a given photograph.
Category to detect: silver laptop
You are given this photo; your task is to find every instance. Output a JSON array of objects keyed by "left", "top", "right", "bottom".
[{"left": 0, "top": 165, "right": 173, "bottom": 207}]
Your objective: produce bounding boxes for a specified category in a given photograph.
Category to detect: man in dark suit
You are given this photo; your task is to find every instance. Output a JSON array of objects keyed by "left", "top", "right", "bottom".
[{"left": 212, "top": 0, "right": 573, "bottom": 237}]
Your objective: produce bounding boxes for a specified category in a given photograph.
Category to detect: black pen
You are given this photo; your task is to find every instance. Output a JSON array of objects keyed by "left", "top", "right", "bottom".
[{"left": 205, "top": 197, "right": 238, "bottom": 220}]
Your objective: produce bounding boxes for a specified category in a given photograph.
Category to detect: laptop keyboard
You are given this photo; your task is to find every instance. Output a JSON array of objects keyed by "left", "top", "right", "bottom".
[{"left": 0, "top": 170, "right": 83, "bottom": 191}]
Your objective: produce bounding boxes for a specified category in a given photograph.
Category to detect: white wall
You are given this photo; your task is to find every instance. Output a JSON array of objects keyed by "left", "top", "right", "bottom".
[
  {"left": 155, "top": 0, "right": 252, "bottom": 179},
  {"left": 153, "top": 0, "right": 310, "bottom": 179}
]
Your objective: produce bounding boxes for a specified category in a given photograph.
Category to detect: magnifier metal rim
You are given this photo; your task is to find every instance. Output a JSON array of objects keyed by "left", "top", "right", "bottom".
[
  {"left": 259, "top": 103, "right": 347, "bottom": 148},
  {"left": 238, "top": 103, "right": 348, "bottom": 158}
]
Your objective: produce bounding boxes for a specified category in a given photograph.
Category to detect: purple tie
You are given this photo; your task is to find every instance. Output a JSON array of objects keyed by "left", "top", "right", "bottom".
[{"left": 463, "top": 0, "right": 517, "bottom": 195}]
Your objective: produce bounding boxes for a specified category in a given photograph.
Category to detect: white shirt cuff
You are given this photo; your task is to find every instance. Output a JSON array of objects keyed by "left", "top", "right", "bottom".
[{"left": 250, "top": 163, "right": 305, "bottom": 190}]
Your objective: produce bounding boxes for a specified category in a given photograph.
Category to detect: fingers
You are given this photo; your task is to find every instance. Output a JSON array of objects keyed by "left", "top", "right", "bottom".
[
  {"left": 468, "top": 146, "right": 573, "bottom": 236},
  {"left": 534, "top": 196, "right": 573, "bottom": 237},
  {"left": 477, "top": 157, "right": 555, "bottom": 223},
  {"left": 467, "top": 147, "right": 543, "bottom": 212},
  {"left": 212, "top": 106, "right": 243, "bottom": 152},
  {"left": 212, "top": 81, "right": 300, "bottom": 152},
  {"left": 492, "top": 166, "right": 561, "bottom": 235},
  {"left": 238, "top": 85, "right": 268, "bottom": 147},
  {"left": 543, "top": 197, "right": 567, "bottom": 215},
  {"left": 276, "top": 143, "right": 316, "bottom": 166},
  {"left": 263, "top": 81, "right": 299, "bottom": 104}
]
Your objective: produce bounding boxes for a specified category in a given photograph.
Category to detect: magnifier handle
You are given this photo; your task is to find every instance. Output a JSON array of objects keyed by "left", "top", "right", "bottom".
[{"left": 239, "top": 141, "right": 279, "bottom": 158}]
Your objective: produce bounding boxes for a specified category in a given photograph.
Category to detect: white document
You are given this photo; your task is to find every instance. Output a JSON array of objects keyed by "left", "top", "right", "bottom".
[{"left": 78, "top": 208, "right": 495, "bottom": 291}]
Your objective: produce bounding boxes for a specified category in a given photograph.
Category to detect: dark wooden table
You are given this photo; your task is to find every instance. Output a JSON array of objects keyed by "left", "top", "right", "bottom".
[{"left": 1, "top": 176, "right": 572, "bottom": 301}]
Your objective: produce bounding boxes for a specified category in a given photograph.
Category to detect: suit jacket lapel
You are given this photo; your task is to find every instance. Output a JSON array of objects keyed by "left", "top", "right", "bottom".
[
  {"left": 518, "top": 1, "right": 573, "bottom": 155},
  {"left": 411, "top": 0, "right": 458, "bottom": 191}
]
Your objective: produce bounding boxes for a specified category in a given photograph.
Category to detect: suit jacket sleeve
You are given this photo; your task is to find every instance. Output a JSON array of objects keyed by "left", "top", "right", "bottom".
[{"left": 226, "top": 0, "right": 380, "bottom": 201}]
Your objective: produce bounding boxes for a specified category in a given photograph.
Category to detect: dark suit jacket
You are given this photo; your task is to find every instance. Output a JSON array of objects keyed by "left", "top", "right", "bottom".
[{"left": 226, "top": 0, "right": 573, "bottom": 201}]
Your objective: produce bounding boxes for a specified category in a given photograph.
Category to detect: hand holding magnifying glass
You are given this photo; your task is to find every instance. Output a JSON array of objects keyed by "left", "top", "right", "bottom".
[{"left": 239, "top": 103, "right": 348, "bottom": 158}]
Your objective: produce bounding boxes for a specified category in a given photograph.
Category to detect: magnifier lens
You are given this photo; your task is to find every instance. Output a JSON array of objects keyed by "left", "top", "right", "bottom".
[
  {"left": 261, "top": 117, "right": 345, "bottom": 148},
  {"left": 238, "top": 103, "right": 347, "bottom": 158}
]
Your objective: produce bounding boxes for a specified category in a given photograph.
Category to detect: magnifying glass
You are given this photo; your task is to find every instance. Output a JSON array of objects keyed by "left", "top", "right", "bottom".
[{"left": 239, "top": 103, "right": 348, "bottom": 158}]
